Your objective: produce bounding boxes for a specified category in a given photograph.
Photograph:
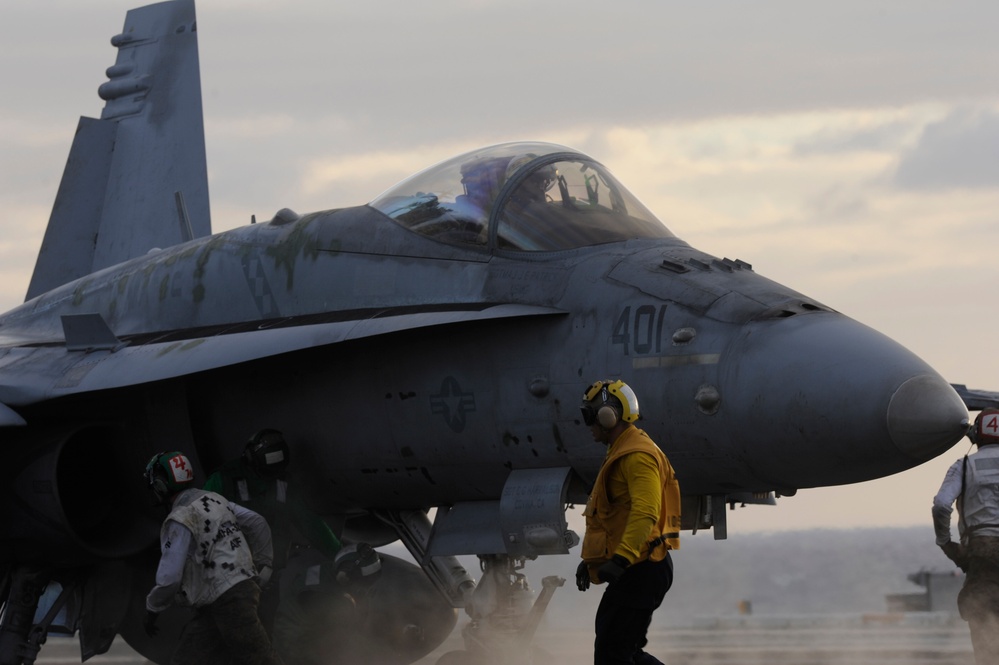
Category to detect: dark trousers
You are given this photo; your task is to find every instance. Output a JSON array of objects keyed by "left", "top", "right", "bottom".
[
  {"left": 594, "top": 553, "right": 673, "bottom": 664},
  {"left": 170, "top": 579, "right": 285, "bottom": 665},
  {"left": 959, "top": 537, "right": 999, "bottom": 665}
]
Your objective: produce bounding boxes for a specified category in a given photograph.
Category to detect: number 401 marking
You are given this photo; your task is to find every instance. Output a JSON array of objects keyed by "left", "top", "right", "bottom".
[{"left": 612, "top": 305, "right": 668, "bottom": 356}]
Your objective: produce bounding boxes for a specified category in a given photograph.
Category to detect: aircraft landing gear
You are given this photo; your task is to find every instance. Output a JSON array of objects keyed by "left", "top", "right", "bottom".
[
  {"left": 436, "top": 555, "right": 565, "bottom": 665},
  {"left": 0, "top": 565, "right": 55, "bottom": 665}
]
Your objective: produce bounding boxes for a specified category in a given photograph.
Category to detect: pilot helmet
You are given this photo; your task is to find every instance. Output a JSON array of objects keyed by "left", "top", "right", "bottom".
[
  {"left": 460, "top": 156, "right": 510, "bottom": 207},
  {"left": 580, "top": 379, "right": 640, "bottom": 430},
  {"left": 245, "top": 429, "right": 290, "bottom": 476},
  {"left": 505, "top": 154, "right": 556, "bottom": 200},
  {"left": 970, "top": 408, "right": 999, "bottom": 446},
  {"left": 145, "top": 451, "right": 196, "bottom": 503}
]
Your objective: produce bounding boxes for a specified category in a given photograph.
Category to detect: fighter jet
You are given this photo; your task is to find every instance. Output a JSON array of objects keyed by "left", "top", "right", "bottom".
[{"left": 0, "top": 1, "right": 983, "bottom": 664}]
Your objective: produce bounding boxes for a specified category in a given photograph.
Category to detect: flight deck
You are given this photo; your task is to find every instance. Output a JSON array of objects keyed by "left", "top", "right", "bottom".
[{"left": 36, "top": 613, "right": 974, "bottom": 665}]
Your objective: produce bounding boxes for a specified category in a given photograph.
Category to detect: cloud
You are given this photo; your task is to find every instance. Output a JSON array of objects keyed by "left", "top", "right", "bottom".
[
  {"left": 893, "top": 106, "right": 999, "bottom": 190},
  {"left": 181, "top": 1, "right": 999, "bottom": 157},
  {"left": 793, "top": 119, "right": 916, "bottom": 156}
]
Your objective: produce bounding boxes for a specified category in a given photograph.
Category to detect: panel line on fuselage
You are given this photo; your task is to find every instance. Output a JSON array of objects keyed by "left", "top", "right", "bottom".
[{"left": 632, "top": 354, "right": 721, "bottom": 369}]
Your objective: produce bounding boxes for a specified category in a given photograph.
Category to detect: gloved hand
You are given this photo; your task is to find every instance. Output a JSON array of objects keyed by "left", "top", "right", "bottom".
[
  {"left": 597, "top": 555, "right": 630, "bottom": 584},
  {"left": 575, "top": 561, "right": 590, "bottom": 592},
  {"left": 257, "top": 564, "right": 273, "bottom": 587},
  {"left": 143, "top": 610, "right": 159, "bottom": 637},
  {"left": 942, "top": 541, "right": 968, "bottom": 572}
]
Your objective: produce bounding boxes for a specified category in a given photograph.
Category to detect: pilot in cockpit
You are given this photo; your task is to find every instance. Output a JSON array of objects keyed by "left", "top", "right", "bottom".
[
  {"left": 505, "top": 155, "right": 557, "bottom": 206},
  {"left": 497, "top": 155, "right": 559, "bottom": 250},
  {"left": 453, "top": 156, "right": 510, "bottom": 224}
]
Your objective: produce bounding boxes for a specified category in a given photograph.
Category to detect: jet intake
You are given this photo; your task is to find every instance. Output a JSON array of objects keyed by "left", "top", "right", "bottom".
[{"left": 0, "top": 425, "right": 156, "bottom": 564}]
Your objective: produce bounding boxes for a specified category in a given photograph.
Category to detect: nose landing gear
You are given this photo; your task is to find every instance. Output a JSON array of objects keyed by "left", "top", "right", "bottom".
[{"left": 436, "top": 555, "right": 565, "bottom": 665}]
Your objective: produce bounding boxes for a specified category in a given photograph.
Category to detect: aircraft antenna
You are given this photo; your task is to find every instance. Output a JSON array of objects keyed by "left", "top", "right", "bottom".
[{"left": 174, "top": 191, "right": 195, "bottom": 243}]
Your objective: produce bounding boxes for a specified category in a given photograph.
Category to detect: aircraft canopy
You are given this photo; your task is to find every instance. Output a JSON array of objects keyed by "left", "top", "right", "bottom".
[{"left": 370, "top": 142, "right": 674, "bottom": 251}]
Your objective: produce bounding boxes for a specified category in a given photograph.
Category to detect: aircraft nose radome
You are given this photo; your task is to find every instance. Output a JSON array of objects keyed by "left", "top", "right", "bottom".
[
  {"left": 721, "top": 312, "right": 971, "bottom": 488},
  {"left": 887, "top": 375, "right": 970, "bottom": 460}
]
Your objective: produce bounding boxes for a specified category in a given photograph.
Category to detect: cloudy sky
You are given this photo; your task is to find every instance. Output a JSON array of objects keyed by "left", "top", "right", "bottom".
[{"left": 1, "top": 1, "right": 997, "bottom": 535}]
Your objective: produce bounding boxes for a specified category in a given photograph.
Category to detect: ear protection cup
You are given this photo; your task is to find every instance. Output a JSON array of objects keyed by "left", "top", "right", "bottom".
[
  {"left": 151, "top": 476, "right": 169, "bottom": 497},
  {"left": 597, "top": 404, "right": 619, "bottom": 429},
  {"left": 581, "top": 379, "right": 639, "bottom": 430}
]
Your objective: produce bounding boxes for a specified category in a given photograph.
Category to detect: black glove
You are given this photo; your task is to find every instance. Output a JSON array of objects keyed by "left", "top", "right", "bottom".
[
  {"left": 575, "top": 561, "right": 590, "bottom": 592},
  {"left": 942, "top": 541, "right": 968, "bottom": 572},
  {"left": 143, "top": 610, "right": 159, "bottom": 637},
  {"left": 597, "top": 555, "right": 630, "bottom": 585}
]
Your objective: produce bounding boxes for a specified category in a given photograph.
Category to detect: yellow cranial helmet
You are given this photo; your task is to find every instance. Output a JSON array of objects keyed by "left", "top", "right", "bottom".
[{"left": 580, "top": 379, "right": 640, "bottom": 429}]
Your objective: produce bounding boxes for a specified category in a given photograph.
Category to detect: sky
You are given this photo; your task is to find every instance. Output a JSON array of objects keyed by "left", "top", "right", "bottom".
[{"left": 1, "top": 1, "right": 998, "bottom": 536}]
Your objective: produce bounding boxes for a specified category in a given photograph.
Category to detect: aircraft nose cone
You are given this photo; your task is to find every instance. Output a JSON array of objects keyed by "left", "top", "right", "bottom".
[
  {"left": 887, "top": 374, "right": 970, "bottom": 460},
  {"left": 721, "top": 311, "right": 971, "bottom": 487}
]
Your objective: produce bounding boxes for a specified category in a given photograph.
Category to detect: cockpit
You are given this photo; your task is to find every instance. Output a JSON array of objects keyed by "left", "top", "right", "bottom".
[{"left": 369, "top": 142, "right": 674, "bottom": 252}]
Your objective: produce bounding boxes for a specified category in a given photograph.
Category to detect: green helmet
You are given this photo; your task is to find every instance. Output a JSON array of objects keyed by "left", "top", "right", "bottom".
[{"left": 144, "top": 451, "right": 196, "bottom": 502}]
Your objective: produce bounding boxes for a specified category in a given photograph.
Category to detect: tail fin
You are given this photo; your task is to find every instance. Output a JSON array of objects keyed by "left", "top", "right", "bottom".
[{"left": 26, "top": 0, "right": 210, "bottom": 301}]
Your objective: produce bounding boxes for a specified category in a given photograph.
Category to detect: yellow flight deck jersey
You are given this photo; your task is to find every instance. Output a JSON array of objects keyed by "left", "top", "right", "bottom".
[{"left": 582, "top": 426, "right": 680, "bottom": 581}]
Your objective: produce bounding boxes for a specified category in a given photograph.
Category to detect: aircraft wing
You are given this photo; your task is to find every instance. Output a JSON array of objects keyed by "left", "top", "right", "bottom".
[
  {"left": 0, "top": 304, "right": 565, "bottom": 408},
  {"left": 952, "top": 384, "right": 999, "bottom": 410}
]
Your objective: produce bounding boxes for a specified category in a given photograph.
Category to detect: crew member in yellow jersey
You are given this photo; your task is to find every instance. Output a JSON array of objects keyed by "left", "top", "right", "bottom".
[{"left": 576, "top": 379, "right": 681, "bottom": 665}]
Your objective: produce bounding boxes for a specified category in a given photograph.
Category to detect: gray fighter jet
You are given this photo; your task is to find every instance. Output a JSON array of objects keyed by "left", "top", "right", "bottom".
[{"left": 0, "top": 1, "right": 986, "bottom": 664}]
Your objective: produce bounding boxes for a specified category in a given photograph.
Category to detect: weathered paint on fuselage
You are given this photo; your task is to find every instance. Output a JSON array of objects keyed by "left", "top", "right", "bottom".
[{"left": 0, "top": 202, "right": 965, "bottom": 517}]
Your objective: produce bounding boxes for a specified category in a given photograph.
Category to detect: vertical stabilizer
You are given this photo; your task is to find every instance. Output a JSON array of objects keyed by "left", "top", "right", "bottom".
[{"left": 26, "top": 0, "right": 210, "bottom": 301}]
